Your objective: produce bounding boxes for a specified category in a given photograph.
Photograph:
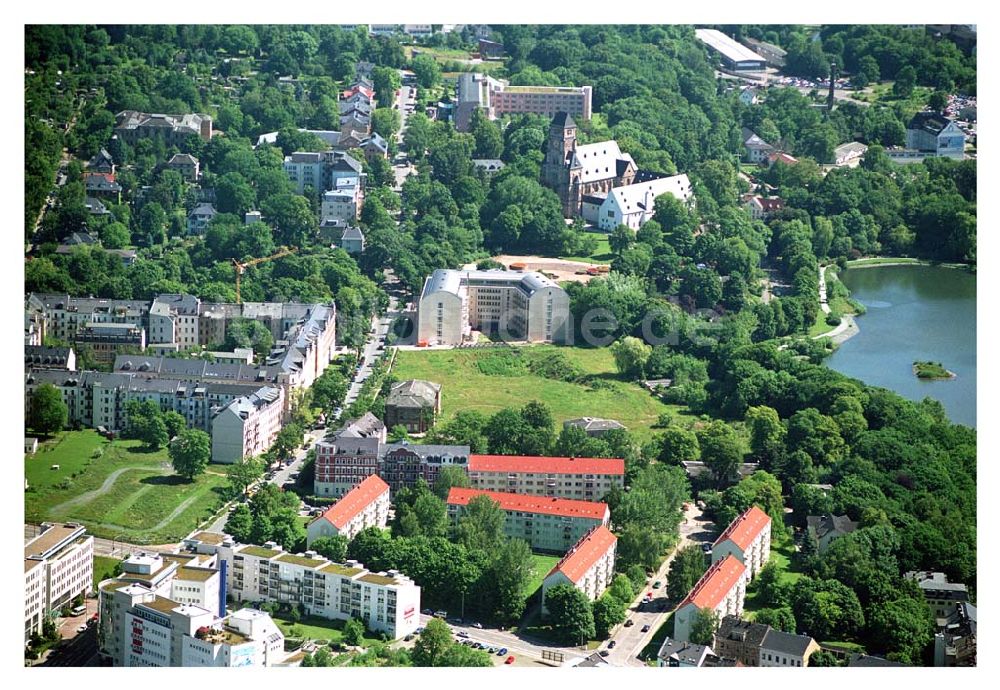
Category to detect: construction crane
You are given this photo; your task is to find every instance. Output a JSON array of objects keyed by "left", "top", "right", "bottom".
[{"left": 232, "top": 247, "right": 298, "bottom": 304}]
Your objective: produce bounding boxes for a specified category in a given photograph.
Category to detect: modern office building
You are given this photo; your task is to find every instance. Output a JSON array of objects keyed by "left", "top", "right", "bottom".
[
  {"left": 446, "top": 488, "right": 610, "bottom": 553},
  {"left": 24, "top": 523, "right": 94, "bottom": 644},
  {"left": 467, "top": 454, "right": 625, "bottom": 501}
]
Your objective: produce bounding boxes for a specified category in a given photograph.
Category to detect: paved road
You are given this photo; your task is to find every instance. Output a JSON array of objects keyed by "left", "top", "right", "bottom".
[
  {"left": 603, "top": 503, "right": 713, "bottom": 666},
  {"left": 411, "top": 614, "right": 586, "bottom": 666}
]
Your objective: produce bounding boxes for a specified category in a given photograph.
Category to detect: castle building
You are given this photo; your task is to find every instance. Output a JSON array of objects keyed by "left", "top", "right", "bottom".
[{"left": 540, "top": 112, "right": 637, "bottom": 218}]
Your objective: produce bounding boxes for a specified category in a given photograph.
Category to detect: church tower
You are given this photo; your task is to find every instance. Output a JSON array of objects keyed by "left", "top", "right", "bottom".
[{"left": 541, "top": 112, "right": 579, "bottom": 217}]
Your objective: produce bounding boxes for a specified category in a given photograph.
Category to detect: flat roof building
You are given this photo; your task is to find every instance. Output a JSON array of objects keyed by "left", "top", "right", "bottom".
[
  {"left": 695, "top": 29, "right": 767, "bottom": 71},
  {"left": 24, "top": 523, "right": 94, "bottom": 645}
]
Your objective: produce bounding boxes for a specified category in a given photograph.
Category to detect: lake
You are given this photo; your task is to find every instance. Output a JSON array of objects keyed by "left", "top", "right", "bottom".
[{"left": 827, "top": 264, "right": 977, "bottom": 427}]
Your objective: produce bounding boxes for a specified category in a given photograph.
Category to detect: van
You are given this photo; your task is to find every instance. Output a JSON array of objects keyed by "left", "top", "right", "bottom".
[{"left": 71, "top": 605, "right": 86, "bottom": 616}]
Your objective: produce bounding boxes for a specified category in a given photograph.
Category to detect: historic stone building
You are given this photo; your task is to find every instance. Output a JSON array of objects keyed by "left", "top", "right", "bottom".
[{"left": 540, "top": 112, "right": 637, "bottom": 218}]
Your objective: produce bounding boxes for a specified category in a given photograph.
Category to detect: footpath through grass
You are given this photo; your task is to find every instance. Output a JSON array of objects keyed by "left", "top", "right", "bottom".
[
  {"left": 392, "top": 345, "right": 687, "bottom": 443},
  {"left": 25, "top": 430, "right": 228, "bottom": 544}
]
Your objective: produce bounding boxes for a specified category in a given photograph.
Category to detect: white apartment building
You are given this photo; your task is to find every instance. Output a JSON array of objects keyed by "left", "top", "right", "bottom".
[
  {"left": 712, "top": 505, "right": 772, "bottom": 581},
  {"left": 541, "top": 525, "right": 617, "bottom": 614},
  {"left": 673, "top": 555, "right": 748, "bottom": 643},
  {"left": 211, "top": 386, "right": 285, "bottom": 464},
  {"left": 24, "top": 523, "right": 94, "bottom": 643},
  {"left": 447, "top": 488, "right": 610, "bottom": 554},
  {"left": 149, "top": 294, "right": 201, "bottom": 349},
  {"left": 307, "top": 474, "right": 391, "bottom": 544},
  {"left": 582, "top": 174, "right": 693, "bottom": 231},
  {"left": 467, "top": 454, "right": 625, "bottom": 502},
  {"left": 321, "top": 180, "right": 361, "bottom": 224},
  {"left": 218, "top": 540, "right": 420, "bottom": 639},
  {"left": 417, "top": 269, "right": 570, "bottom": 346}
]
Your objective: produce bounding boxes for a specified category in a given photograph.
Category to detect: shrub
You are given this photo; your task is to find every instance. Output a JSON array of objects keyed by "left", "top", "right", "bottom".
[
  {"left": 474, "top": 349, "right": 527, "bottom": 376},
  {"left": 826, "top": 312, "right": 842, "bottom": 327}
]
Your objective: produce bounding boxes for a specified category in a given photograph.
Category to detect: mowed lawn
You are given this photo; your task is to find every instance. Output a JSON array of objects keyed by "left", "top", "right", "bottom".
[
  {"left": 25, "top": 430, "right": 229, "bottom": 544},
  {"left": 525, "top": 553, "right": 561, "bottom": 598},
  {"left": 743, "top": 531, "right": 804, "bottom": 618},
  {"left": 392, "top": 345, "right": 684, "bottom": 443},
  {"left": 560, "top": 234, "right": 614, "bottom": 264},
  {"left": 272, "top": 614, "right": 382, "bottom": 647}
]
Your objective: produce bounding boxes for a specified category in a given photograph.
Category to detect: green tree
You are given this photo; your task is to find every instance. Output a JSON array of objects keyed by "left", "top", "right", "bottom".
[
  {"left": 610, "top": 336, "right": 651, "bottom": 380},
  {"left": 411, "top": 618, "right": 453, "bottom": 666},
  {"left": 225, "top": 504, "right": 253, "bottom": 542},
  {"left": 226, "top": 456, "right": 264, "bottom": 497},
  {"left": 163, "top": 410, "right": 186, "bottom": 439},
  {"left": 432, "top": 465, "right": 471, "bottom": 500},
  {"left": 689, "top": 607, "right": 719, "bottom": 646},
  {"left": 28, "top": 383, "right": 68, "bottom": 436},
  {"left": 892, "top": 65, "right": 917, "bottom": 98},
  {"left": 544, "top": 583, "right": 596, "bottom": 644},
  {"left": 169, "top": 429, "right": 211, "bottom": 480},
  {"left": 456, "top": 495, "right": 506, "bottom": 552},
  {"left": 261, "top": 192, "right": 316, "bottom": 247},
  {"left": 483, "top": 538, "right": 534, "bottom": 624},
  {"left": 745, "top": 405, "right": 786, "bottom": 469},
  {"left": 271, "top": 423, "right": 303, "bottom": 461},
  {"left": 592, "top": 593, "right": 627, "bottom": 639},
  {"left": 410, "top": 54, "right": 441, "bottom": 89},
  {"left": 657, "top": 426, "right": 700, "bottom": 464},
  {"left": 311, "top": 535, "right": 349, "bottom": 562},
  {"left": 469, "top": 108, "right": 503, "bottom": 159},
  {"left": 225, "top": 318, "right": 274, "bottom": 357},
  {"left": 371, "top": 108, "right": 402, "bottom": 141},
  {"left": 371, "top": 66, "right": 402, "bottom": 108},
  {"left": 868, "top": 594, "right": 934, "bottom": 665},
  {"left": 609, "top": 224, "right": 635, "bottom": 257},
  {"left": 754, "top": 606, "right": 797, "bottom": 632},
  {"left": 666, "top": 545, "right": 708, "bottom": 602},
  {"left": 697, "top": 421, "right": 745, "bottom": 486},
  {"left": 343, "top": 617, "right": 366, "bottom": 646}
]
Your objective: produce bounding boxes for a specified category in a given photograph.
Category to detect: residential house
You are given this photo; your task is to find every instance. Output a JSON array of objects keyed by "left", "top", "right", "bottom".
[
  {"left": 283, "top": 152, "right": 325, "bottom": 194},
  {"left": 656, "top": 639, "right": 718, "bottom": 667},
  {"left": 332, "top": 412, "right": 387, "bottom": 442},
  {"left": 562, "top": 417, "right": 626, "bottom": 438},
  {"left": 336, "top": 226, "right": 365, "bottom": 255},
  {"left": 85, "top": 196, "right": 112, "bottom": 217},
  {"left": 681, "top": 461, "right": 760, "bottom": 483},
  {"left": 743, "top": 195, "right": 784, "bottom": 221},
  {"left": 74, "top": 322, "right": 146, "bottom": 365},
  {"left": 758, "top": 629, "right": 820, "bottom": 667},
  {"left": 25, "top": 345, "right": 76, "bottom": 371},
  {"left": 87, "top": 148, "right": 115, "bottom": 174},
  {"left": 739, "top": 86, "right": 760, "bottom": 106},
  {"left": 904, "top": 571, "right": 970, "bottom": 621},
  {"left": 712, "top": 505, "right": 772, "bottom": 580},
  {"left": 806, "top": 514, "right": 859, "bottom": 553},
  {"left": 25, "top": 437, "right": 38, "bottom": 455},
  {"left": 447, "top": 488, "right": 610, "bottom": 554},
  {"left": 307, "top": 474, "right": 391, "bottom": 543},
  {"left": 767, "top": 151, "right": 799, "bottom": 166},
  {"left": 362, "top": 132, "right": 389, "bottom": 160},
  {"left": 832, "top": 142, "right": 868, "bottom": 166},
  {"left": 673, "top": 555, "right": 747, "bottom": 643},
  {"left": 541, "top": 525, "right": 616, "bottom": 614},
  {"left": 478, "top": 39, "right": 505, "bottom": 60},
  {"left": 934, "top": 602, "right": 976, "bottom": 667},
  {"left": 742, "top": 127, "right": 775, "bottom": 163},
  {"left": 187, "top": 203, "right": 217, "bottom": 235},
  {"left": 321, "top": 183, "right": 361, "bottom": 224},
  {"left": 84, "top": 172, "right": 122, "bottom": 202},
  {"left": 114, "top": 111, "right": 213, "bottom": 146},
  {"left": 713, "top": 615, "right": 770, "bottom": 667},
  {"left": 167, "top": 153, "right": 200, "bottom": 181},
  {"left": 384, "top": 379, "right": 441, "bottom": 433},
  {"left": 210, "top": 386, "right": 285, "bottom": 464},
  {"left": 472, "top": 159, "right": 505, "bottom": 176}
]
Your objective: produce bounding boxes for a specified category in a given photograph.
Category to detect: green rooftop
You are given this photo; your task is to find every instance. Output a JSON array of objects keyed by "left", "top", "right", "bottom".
[
  {"left": 277, "top": 553, "right": 325, "bottom": 568},
  {"left": 321, "top": 563, "right": 363, "bottom": 577},
  {"left": 240, "top": 546, "right": 281, "bottom": 559},
  {"left": 359, "top": 573, "right": 397, "bottom": 586}
]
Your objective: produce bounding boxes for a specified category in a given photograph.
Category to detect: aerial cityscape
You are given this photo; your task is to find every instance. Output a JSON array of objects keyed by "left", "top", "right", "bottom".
[{"left": 22, "top": 21, "right": 977, "bottom": 671}]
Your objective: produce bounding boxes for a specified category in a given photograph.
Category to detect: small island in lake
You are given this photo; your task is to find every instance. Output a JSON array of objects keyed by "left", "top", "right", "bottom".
[{"left": 913, "top": 361, "right": 956, "bottom": 380}]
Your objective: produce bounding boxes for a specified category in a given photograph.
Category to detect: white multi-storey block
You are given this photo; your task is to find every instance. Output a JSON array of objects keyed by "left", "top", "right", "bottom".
[
  {"left": 541, "top": 525, "right": 617, "bottom": 614},
  {"left": 712, "top": 505, "right": 772, "bottom": 581},
  {"left": 467, "top": 454, "right": 625, "bottom": 502}
]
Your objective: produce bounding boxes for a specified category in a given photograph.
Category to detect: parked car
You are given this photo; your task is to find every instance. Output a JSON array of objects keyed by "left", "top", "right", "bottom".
[
  {"left": 457, "top": 631, "right": 469, "bottom": 638},
  {"left": 652, "top": 581, "right": 662, "bottom": 589},
  {"left": 471, "top": 622, "right": 483, "bottom": 629},
  {"left": 415, "top": 626, "right": 425, "bottom": 634},
  {"left": 607, "top": 640, "right": 617, "bottom": 649},
  {"left": 433, "top": 610, "right": 448, "bottom": 619},
  {"left": 76, "top": 624, "right": 88, "bottom": 633},
  {"left": 421, "top": 608, "right": 433, "bottom": 615},
  {"left": 624, "top": 619, "right": 634, "bottom": 627},
  {"left": 641, "top": 624, "right": 651, "bottom": 633},
  {"left": 497, "top": 647, "right": 507, "bottom": 656},
  {"left": 505, "top": 655, "right": 515, "bottom": 665},
  {"left": 404, "top": 634, "right": 415, "bottom": 641},
  {"left": 599, "top": 649, "right": 610, "bottom": 657},
  {"left": 701, "top": 543, "right": 712, "bottom": 553}
]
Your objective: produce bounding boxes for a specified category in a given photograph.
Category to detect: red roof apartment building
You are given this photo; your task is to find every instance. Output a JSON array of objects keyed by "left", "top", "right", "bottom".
[
  {"left": 446, "top": 488, "right": 609, "bottom": 553},
  {"left": 712, "top": 505, "right": 772, "bottom": 581},
  {"left": 467, "top": 454, "right": 625, "bottom": 501},
  {"left": 673, "top": 555, "right": 748, "bottom": 643},
  {"left": 540, "top": 525, "right": 617, "bottom": 614},
  {"left": 306, "top": 474, "right": 390, "bottom": 544}
]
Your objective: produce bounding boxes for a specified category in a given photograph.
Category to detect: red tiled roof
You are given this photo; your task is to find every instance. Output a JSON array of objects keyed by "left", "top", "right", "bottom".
[
  {"left": 84, "top": 172, "right": 116, "bottom": 183},
  {"left": 313, "top": 475, "right": 389, "bottom": 529},
  {"left": 546, "top": 525, "right": 617, "bottom": 583},
  {"left": 468, "top": 455, "right": 625, "bottom": 476},
  {"left": 713, "top": 505, "right": 771, "bottom": 550},
  {"left": 446, "top": 488, "right": 609, "bottom": 521},
  {"left": 679, "top": 555, "right": 746, "bottom": 611},
  {"left": 759, "top": 197, "right": 784, "bottom": 212}
]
